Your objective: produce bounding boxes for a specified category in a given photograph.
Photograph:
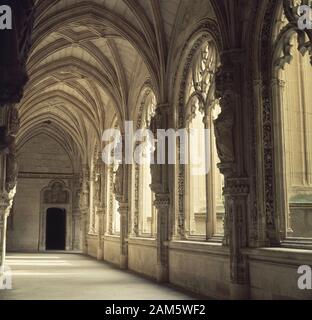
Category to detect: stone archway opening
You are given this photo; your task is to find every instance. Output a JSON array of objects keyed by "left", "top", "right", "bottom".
[{"left": 46, "top": 208, "right": 66, "bottom": 251}]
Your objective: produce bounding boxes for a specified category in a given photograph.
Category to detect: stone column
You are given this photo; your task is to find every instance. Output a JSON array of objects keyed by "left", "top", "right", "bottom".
[
  {"left": 96, "top": 206, "right": 105, "bottom": 260},
  {"left": 114, "top": 176, "right": 129, "bottom": 270},
  {"left": 203, "top": 109, "right": 216, "bottom": 239},
  {"left": 80, "top": 209, "right": 88, "bottom": 254},
  {"left": 223, "top": 178, "right": 249, "bottom": 299},
  {"left": 78, "top": 166, "right": 90, "bottom": 254},
  {"left": 0, "top": 1, "right": 35, "bottom": 281},
  {"left": 213, "top": 50, "right": 250, "bottom": 299},
  {"left": 0, "top": 105, "right": 19, "bottom": 279},
  {"left": 118, "top": 201, "right": 129, "bottom": 269},
  {"left": 149, "top": 104, "right": 170, "bottom": 283},
  {"left": 72, "top": 209, "right": 81, "bottom": 251},
  {"left": 93, "top": 154, "right": 105, "bottom": 260},
  {"left": 0, "top": 192, "right": 13, "bottom": 270},
  {"left": 72, "top": 174, "right": 81, "bottom": 251},
  {"left": 154, "top": 193, "right": 170, "bottom": 282}
]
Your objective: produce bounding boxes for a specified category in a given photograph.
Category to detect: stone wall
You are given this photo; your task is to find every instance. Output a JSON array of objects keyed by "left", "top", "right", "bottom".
[{"left": 7, "top": 134, "right": 74, "bottom": 251}]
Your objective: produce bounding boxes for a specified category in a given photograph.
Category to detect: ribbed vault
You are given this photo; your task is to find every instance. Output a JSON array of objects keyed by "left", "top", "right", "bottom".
[{"left": 17, "top": 0, "right": 184, "bottom": 171}]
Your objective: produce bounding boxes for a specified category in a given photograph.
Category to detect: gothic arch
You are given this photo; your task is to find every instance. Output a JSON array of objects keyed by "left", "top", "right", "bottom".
[
  {"left": 257, "top": 0, "right": 312, "bottom": 245},
  {"left": 131, "top": 86, "right": 156, "bottom": 237},
  {"left": 172, "top": 23, "right": 222, "bottom": 239},
  {"left": 39, "top": 180, "right": 73, "bottom": 251}
]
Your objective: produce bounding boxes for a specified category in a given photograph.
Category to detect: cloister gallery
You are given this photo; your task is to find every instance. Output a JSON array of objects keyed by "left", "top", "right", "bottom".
[{"left": 0, "top": 0, "right": 312, "bottom": 300}]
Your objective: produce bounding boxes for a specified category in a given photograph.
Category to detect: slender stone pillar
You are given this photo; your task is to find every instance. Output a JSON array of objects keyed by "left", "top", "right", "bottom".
[
  {"left": 96, "top": 206, "right": 105, "bottom": 260},
  {"left": 72, "top": 209, "right": 81, "bottom": 251},
  {"left": 0, "top": 191, "right": 14, "bottom": 270},
  {"left": 78, "top": 167, "right": 90, "bottom": 254},
  {"left": 0, "top": 106, "right": 19, "bottom": 280},
  {"left": 80, "top": 209, "right": 88, "bottom": 254},
  {"left": 112, "top": 133, "right": 130, "bottom": 270},
  {"left": 154, "top": 193, "right": 170, "bottom": 282},
  {"left": 149, "top": 104, "right": 170, "bottom": 283},
  {"left": 118, "top": 201, "right": 129, "bottom": 269}
]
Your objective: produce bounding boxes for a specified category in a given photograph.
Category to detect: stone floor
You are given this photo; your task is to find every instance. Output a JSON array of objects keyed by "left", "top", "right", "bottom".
[{"left": 0, "top": 253, "right": 194, "bottom": 300}]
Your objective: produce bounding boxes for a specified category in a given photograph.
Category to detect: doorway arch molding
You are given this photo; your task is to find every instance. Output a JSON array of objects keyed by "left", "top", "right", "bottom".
[{"left": 39, "top": 180, "right": 72, "bottom": 251}]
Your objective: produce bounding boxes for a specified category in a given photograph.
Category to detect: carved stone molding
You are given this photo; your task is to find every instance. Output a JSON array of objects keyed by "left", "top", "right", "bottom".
[
  {"left": 260, "top": 0, "right": 283, "bottom": 245},
  {"left": 43, "top": 181, "right": 69, "bottom": 204},
  {"left": 39, "top": 180, "right": 73, "bottom": 251},
  {"left": 154, "top": 194, "right": 170, "bottom": 210},
  {"left": 0, "top": 190, "right": 15, "bottom": 220},
  {"left": 224, "top": 178, "right": 250, "bottom": 196}
]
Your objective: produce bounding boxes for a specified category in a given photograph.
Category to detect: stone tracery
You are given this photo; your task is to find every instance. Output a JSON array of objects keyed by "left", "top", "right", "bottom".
[{"left": 0, "top": 0, "right": 312, "bottom": 300}]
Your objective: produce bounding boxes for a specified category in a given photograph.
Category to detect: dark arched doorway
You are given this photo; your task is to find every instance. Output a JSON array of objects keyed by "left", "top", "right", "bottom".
[{"left": 46, "top": 208, "right": 66, "bottom": 250}]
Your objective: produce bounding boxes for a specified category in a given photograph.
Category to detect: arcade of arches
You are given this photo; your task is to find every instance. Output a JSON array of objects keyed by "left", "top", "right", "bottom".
[{"left": 0, "top": 0, "right": 312, "bottom": 300}]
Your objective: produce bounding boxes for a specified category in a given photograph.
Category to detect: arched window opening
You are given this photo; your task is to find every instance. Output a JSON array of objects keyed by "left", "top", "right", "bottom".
[
  {"left": 112, "top": 162, "right": 120, "bottom": 235},
  {"left": 184, "top": 40, "right": 224, "bottom": 239},
  {"left": 106, "top": 124, "right": 121, "bottom": 236},
  {"left": 134, "top": 90, "right": 156, "bottom": 237},
  {"left": 276, "top": 32, "right": 312, "bottom": 239}
]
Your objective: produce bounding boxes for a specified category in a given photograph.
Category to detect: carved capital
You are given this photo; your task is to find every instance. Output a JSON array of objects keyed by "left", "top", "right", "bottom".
[
  {"left": 154, "top": 194, "right": 170, "bottom": 211},
  {"left": 224, "top": 178, "right": 250, "bottom": 197},
  {"left": 0, "top": 190, "right": 15, "bottom": 221},
  {"left": 118, "top": 202, "right": 129, "bottom": 216}
]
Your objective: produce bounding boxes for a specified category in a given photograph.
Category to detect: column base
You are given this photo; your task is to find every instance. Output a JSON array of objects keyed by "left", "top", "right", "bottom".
[
  {"left": 230, "top": 283, "right": 250, "bottom": 300},
  {"left": 120, "top": 254, "right": 128, "bottom": 270},
  {"left": 156, "top": 264, "right": 169, "bottom": 283}
]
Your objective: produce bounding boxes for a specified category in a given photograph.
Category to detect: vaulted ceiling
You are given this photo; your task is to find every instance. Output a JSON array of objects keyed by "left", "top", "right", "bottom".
[{"left": 17, "top": 0, "right": 185, "bottom": 168}]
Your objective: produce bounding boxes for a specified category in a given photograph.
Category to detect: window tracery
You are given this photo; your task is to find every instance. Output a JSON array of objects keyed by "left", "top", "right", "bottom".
[{"left": 182, "top": 40, "right": 224, "bottom": 239}]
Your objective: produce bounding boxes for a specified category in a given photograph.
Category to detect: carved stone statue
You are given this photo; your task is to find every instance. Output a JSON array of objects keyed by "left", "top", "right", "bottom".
[
  {"left": 5, "top": 147, "right": 18, "bottom": 192},
  {"left": 114, "top": 164, "right": 123, "bottom": 197},
  {"left": 213, "top": 94, "right": 235, "bottom": 163},
  {"left": 78, "top": 178, "right": 89, "bottom": 209},
  {"left": 0, "top": 126, "right": 14, "bottom": 154}
]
